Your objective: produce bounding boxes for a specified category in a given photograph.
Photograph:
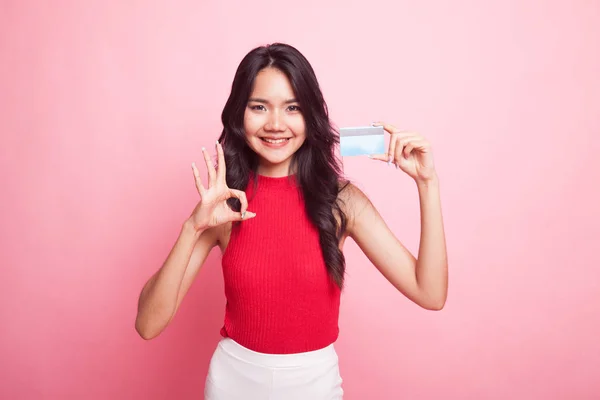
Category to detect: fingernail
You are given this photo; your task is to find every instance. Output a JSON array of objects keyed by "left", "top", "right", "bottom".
[
  {"left": 388, "top": 160, "right": 392, "bottom": 167},
  {"left": 216, "top": 140, "right": 219, "bottom": 145},
  {"left": 243, "top": 211, "right": 256, "bottom": 219},
  {"left": 241, "top": 211, "right": 246, "bottom": 219},
  {"left": 201, "top": 146, "right": 205, "bottom": 151},
  {"left": 367, "top": 155, "right": 373, "bottom": 159}
]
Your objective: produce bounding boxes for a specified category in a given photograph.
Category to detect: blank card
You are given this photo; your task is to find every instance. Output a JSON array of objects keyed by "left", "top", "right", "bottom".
[{"left": 339, "top": 126, "right": 386, "bottom": 156}]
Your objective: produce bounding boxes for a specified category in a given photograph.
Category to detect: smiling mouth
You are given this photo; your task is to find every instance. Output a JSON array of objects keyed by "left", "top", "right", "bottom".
[{"left": 260, "top": 137, "right": 291, "bottom": 144}]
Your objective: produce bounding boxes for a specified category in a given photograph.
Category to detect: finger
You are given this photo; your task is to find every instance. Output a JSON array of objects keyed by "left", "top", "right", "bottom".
[
  {"left": 368, "top": 154, "right": 389, "bottom": 162},
  {"left": 232, "top": 210, "right": 256, "bottom": 221},
  {"left": 403, "top": 142, "right": 414, "bottom": 159},
  {"left": 202, "top": 146, "right": 217, "bottom": 188},
  {"left": 388, "top": 134, "right": 399, "bottom": 164},
  {"left": 370, "top": 137, "right": 418, "bottom": 164},
  {"left": 191, "top": 162, "right": 206, "bottom": 195},
  {"left": 398, "top": 139, "right": 428, "bottom": 160},
  {"left": 390, "top": 132, "right": 419, "bottom": 165},
  {"left": 372, "top": 121, "right": 399, "bottom": 135},
  {"left": 395, "top": 137, "right": 412, "bottom": 161},
  {"left": 394, "top": 135, "right": 419, "bottom": 156},
  {"left": 229, "top": 189, "right": 250, "bottom": 219},
  {"left": 215, "top": 140, "right": 226, "bottom": 183}
]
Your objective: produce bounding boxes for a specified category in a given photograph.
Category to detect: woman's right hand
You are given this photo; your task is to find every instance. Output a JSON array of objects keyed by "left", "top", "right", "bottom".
[{"left": 188, "top": 141, "right": 256, "bottom": 232}]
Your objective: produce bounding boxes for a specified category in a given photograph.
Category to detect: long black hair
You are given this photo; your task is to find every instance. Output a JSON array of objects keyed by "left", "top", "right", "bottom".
[{"left": 217, "top": 43, "right": 349, "bottom": 289}]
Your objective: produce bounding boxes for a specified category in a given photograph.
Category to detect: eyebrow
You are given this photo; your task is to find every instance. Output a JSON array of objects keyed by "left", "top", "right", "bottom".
[{"left": 248, "top": 97, "right": 298, "bottom": 105}]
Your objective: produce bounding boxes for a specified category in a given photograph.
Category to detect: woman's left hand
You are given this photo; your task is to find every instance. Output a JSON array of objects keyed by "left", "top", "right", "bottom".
[{"left": 370, "top": 122, "right": 437, "bottom": 183}]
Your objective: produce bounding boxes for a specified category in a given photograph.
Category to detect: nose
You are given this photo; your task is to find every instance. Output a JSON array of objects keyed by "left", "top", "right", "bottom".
[{"left": 264, "top": 110, "right": 286, "bottom": 132}]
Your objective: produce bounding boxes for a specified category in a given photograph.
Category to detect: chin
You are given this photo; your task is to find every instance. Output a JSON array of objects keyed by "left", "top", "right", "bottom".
[{"left": 257, "top": 152, "right": 294, "bottom": 167}]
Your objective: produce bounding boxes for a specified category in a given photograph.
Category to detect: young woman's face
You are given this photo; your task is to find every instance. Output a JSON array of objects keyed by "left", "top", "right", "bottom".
[{"left": 244, "top": 67, "right": 306, "bottom": 177}]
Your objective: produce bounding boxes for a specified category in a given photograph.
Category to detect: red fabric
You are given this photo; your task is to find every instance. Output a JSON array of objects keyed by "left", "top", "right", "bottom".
[{"left": 220, "top": 173, "right": 341, "bottom": 354}]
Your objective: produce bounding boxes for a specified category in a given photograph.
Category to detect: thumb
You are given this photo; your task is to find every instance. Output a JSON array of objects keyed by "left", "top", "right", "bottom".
[
  {"left": 235, "top": 210, "right": 257, "bottom": 221},
  {"left": 368, "top": 154, "right": 389, "bottom": 162}
]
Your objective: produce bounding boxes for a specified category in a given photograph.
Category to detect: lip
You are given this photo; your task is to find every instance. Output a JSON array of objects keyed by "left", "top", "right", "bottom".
[{"left": 259, "top": 136, "right": 292, "bottom": 149}]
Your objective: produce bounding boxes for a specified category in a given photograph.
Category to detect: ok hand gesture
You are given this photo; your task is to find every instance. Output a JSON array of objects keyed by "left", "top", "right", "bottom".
[{"left": 188, "top": 141, "right": 256, "bottom": 232}]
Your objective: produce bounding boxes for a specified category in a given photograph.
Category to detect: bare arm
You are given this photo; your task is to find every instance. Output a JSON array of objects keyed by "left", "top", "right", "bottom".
[
  {"left": 135, "top": 220, "right": 218, "bottom": 339},
  {"left": 343, "top": 178, "right": 448, "bottom": 310},
  {"left": 135, "top": 141, "right": 255, "bottom": 340}
]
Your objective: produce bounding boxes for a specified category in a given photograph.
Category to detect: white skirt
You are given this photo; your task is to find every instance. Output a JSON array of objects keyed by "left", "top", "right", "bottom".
[{"left": 204, "top": 337, "right": 344, "bottom": 399}]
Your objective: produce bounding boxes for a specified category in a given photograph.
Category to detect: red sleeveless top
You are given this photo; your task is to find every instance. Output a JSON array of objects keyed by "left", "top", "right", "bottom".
[{"left": 220, "top": 173, "right": 342, "bottom": 354}]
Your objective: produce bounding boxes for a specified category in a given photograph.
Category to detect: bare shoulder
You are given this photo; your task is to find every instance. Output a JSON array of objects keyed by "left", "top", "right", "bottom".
[{"left": 337, "top": 181, "right": 374, "bottom": 232}]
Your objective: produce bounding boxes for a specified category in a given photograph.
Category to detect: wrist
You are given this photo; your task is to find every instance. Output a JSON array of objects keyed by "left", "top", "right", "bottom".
[
  {"left": 182, "top": 218, "right": 206, "bottom": 238},
  {"left": 415, "top": 174, "right": 439, "bottom": 189}
]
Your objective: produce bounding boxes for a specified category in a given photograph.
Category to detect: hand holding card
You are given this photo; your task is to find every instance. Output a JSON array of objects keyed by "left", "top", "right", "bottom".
[{"left": 369, "top": 122, "right": 438, "bottom": 183}]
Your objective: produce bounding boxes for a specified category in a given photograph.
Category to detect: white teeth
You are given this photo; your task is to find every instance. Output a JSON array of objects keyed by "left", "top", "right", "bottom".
[{"left": 262, "top": 138, "right": 289, "bottom": 144}]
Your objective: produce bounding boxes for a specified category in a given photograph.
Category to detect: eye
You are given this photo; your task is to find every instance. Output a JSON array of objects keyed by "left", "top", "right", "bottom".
[
  {"left": 249, "top": 104, "right": 266, "bottom": 111},
  {"left": 287, "top": 105, "right": 301, "bottom": 112}
]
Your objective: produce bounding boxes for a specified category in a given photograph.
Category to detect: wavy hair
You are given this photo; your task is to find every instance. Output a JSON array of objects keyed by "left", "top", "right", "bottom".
[{"left": 217, "top": 43, "right": 349, "bottom": 289}]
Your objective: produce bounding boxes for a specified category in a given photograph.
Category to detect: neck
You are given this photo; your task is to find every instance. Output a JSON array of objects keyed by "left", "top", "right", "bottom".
[
  {"left": 257, "top": 160, "right": 295, "bottom": 178},
  {"left": 248, "top": 170, "right": 298, "bottom": 192}
]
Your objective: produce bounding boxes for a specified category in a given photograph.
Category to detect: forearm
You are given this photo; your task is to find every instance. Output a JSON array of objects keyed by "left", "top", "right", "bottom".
[
  {"left": 136, "top": 219, "right": 202, "bottom": 337},
  {"left": 415, "top": 175, "right": 448, "bottom": 309}
]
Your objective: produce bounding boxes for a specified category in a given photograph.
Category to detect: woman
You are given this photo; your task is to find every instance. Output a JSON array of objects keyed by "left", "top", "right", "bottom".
[{"left": 135, "top": 43, "right": 448, "bottom": 399}]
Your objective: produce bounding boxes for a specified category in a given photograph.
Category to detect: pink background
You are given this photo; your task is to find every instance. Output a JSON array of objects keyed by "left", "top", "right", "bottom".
[{"left": 1, "top": 1, "right": 599, "bottom": 399}]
